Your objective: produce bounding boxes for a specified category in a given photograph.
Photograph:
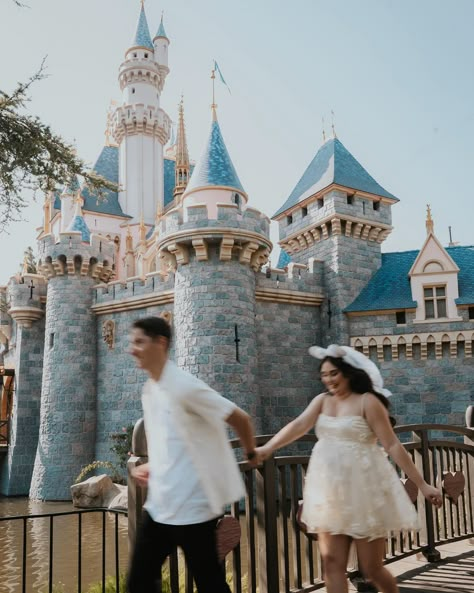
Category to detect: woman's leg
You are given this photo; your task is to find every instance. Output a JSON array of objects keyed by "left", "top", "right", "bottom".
[
  {"left": 355, "top": 538, "right": 398, "bottom": 593},
  {"left": 317, "top": 533, "right": 352, "bottom": 593}
]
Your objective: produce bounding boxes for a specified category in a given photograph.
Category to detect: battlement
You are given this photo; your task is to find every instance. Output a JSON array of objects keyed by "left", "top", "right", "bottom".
[
  {"left": 159, "top": 202, "right": 270, "bottom": 239},
  {"left": 5, "top": 273, "right": 47, "bottom": 328},
  {"left": 113, "top": 104, "right": 171, "bottom": 144},
  {"left": 93, "top": 270, "right": 175, "bottom": 310},
  {"left": 256, "top": 259, "right": 324, "bottom": 307},
  {"left": 38, "top": 232, "right": 115, "bottom": 282}
]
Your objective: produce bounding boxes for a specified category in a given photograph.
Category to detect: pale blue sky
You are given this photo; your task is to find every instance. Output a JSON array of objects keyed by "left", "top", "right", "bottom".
[{"left": 1, "top": 0, "right": 473, "bottom": 283}]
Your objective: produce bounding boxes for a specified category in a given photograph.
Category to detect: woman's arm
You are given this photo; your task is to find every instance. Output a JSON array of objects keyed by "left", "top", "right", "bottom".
[
  {"left": 365, "top": 394, "right": 443, "bottom": 506},
  {"left": 255, "top": 393, "right": 326, "bottom": 461}
]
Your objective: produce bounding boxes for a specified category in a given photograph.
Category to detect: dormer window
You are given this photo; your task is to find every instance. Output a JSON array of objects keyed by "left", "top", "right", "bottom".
[
  {"left": 286, "top": 214, "right": 293, "bottom": 225},
  {"left": 424, "top": 286, "right": 447, "bottom": 319},
  {"left": 346, "top": 194, "right": 354, "bottom": 205},
  {"left": 396, "top": 311, "right": 406, "bottom": 325}
]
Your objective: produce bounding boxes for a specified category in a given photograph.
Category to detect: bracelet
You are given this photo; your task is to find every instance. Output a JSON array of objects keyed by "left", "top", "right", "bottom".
[{"left": 246, "top": 451, "right": 257, "bottom": 461}]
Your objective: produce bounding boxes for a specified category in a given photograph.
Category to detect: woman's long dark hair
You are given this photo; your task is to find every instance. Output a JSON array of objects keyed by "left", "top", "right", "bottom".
[{"left": 320, "top": 356, "right": 396, "bottom": 426}]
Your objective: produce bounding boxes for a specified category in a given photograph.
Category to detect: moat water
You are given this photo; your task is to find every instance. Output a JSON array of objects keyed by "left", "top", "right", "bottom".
[{"left": 0, "top": 497, "right": 129, "bottom": 593}]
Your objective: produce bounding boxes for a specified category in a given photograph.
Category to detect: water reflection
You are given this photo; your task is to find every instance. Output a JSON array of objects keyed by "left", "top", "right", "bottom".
[{"left": 0, "top": 498, "right": 129, "bottom": 593}]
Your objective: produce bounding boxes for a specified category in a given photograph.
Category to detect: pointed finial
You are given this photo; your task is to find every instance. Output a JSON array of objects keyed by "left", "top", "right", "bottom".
[
  {"left": 426, "top": 204, "right": 434, "bottom": 235},
  {"left": 331, "top": 110, "right": 337, "bottom": 138},
  {"left": 140, "top": 0, "right": 145, "bottom": 7},
  {"left": 139, "top": 212, "right": 146, "bottom": 242},
  {"left": 211, "top": 67, "right": 217, "bottom": 119},
  {"left": 126, "top": 225, "right": 133, "bottom": 251},
  {"left": 322, "top": 116, "right": 326, "bottom": 143}
]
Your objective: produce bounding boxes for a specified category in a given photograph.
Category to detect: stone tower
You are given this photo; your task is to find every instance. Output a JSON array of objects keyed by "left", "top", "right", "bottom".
[
  {"left": 156, "top": 108, "right": 271, "bottom": 419},
  {"left": 29, "top": 211, "right": 114, "bottom": 500},
  {"left": 273, "top": 137, "right": 398, "bottom": 344},
  {"left": 112, "top": 4, "right": 171, "bottom": 224}
]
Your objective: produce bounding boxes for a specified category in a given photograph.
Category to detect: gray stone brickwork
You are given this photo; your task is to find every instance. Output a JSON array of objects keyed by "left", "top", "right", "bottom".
[{"left": 0, "top": 321, "right": 44, "bottom": 495}]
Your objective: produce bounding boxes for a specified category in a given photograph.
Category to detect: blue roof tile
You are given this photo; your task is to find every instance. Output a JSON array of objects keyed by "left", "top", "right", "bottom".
[
  {"left": 185, "top": 117, "right": 244, "bottom": 194},
  {"left": 155, "top": 17, "right": 168, "bottom": 39},
  {"left": 345, "top": 245, "right": 474, "bottom": 312},
  {"left": 132, "top": 5, "right": 154, "bottom": 50},
  {"left": 67, "top": 214, "right": 90, "bottom": 243},
  {"left": 81, "top": 146, "right": 127, "bottom": 217},
  {"left": 277, "top": 249, "right": 291, "bottom": 269},
  {"left": 273, "top": 138, "right": 397, "bottom": 217}
]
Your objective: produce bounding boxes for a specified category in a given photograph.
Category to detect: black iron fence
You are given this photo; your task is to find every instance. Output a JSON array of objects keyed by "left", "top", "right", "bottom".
[
  {"left": 128, "top": 422, "right": 474, "bottom": 593},
  {"left": 0, "top": 508, "right": 126, "bottom": 593}
]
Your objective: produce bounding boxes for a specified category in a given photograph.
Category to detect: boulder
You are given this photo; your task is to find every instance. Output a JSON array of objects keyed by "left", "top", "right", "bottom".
[{"left": 71, "top": 474, "right": 128, "bottom": 509}]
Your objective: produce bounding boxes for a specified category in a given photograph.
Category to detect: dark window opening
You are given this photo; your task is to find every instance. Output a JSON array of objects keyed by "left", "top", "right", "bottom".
[
  {"left": 317, "top": 198, "right": 324, "bottom": 209},
  {"left": 302, "top": 206, "right": 308, "bottom": 217},
  {"left": 286, "top": 214, "right": 293, "bottom": 225},
  {"left": 373, "top": 201, "right": 380, "bottom": 211},
  {"left": 396, "top": 311, "right": 406, "bottom": 325},
  {"left": 49, "top": 333, "right": 54, "bottom": 349},
  {"left": 132, "top": 88, "right": 136, "bottom": 94},
  {"left": 362, "top": 201, "right": 366, "bottom": 215},
  {"left": 469, "top": 307, "right": 474, "bottom": 320},
  {"left": 133, "top": 52, "right": 137, "bottom": 58},
  {"left": 144, "top": 53, "right": 148, "bottom": 58},
  {"left": 347, "top": 194, "right": 354, "bottom": 205}
]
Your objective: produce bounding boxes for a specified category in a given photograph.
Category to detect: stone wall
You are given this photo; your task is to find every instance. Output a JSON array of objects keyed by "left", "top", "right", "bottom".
[{"left": 0, "top": 321, "right": 44, "bottom": 495}]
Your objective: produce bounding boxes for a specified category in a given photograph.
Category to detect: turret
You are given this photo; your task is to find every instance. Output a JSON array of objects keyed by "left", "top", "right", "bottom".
[
  {"left": 112, "top": 2, "right": 171, "bottom": 224},
  {"left": 30, "top": 232, "right": 114, "bottom": 500},
  {"left": 153, "top": 14, "right": 170, "bottom": 73},
  {"left": 60, "top": 176, "right": 81, "bottom": 232},
  {"left": 156, "top": 109, "right": 271, "bottom": 419}
]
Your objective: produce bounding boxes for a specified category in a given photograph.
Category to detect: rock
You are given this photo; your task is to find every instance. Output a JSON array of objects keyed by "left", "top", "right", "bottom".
[
  {"left": 107, "top": 484, "right": 128, "bottom": 510},
  {"left": 71, "top": 474, "right": 123, "bottom": 508}
]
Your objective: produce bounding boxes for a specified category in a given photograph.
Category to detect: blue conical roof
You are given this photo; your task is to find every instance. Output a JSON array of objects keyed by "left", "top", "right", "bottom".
[
  {"left": 155, "top": 17, "right": 168, "bottom": 39},
  {"left": 185, "top": 114, "right": 244, "bottom": 194},
  {"left": 132, "top": 5, "right": 154, "bottom": 50},
  {"left": 67, "top": 213, "right": 90, "bottom": 243},
  {"left": 273, "top": 137, "right": 398, "bottom": 217}
]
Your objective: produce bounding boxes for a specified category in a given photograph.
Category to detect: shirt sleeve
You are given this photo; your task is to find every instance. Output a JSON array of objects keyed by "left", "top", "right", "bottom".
[{"left": 183, "top": 377, "right": 237, "bottom": 421}]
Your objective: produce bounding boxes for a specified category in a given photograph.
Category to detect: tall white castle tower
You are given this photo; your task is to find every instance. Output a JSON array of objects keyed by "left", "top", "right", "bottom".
[{"left": 112, "top": 3, "right": 171, "bottom": 224}]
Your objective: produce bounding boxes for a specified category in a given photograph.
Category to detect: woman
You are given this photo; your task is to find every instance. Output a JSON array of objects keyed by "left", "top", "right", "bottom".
[{"left": 255, "top": 344, "right": 442, "bottom": 593}]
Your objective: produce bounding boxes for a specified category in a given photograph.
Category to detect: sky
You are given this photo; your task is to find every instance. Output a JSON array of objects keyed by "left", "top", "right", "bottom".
[{"left": 0, "top": 0, "right": 473, "bottom": 283}]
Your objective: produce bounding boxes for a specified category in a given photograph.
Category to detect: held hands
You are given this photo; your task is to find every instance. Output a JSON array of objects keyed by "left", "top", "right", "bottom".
[
  {"left": 421, "top": 482, "right": 443, "bottom": 507},
  {"left": 131, "top": 462, "right": 150, "bottom": 487},
  {"left": 253, "top": 445, "right": 273, "bottom": 466}
]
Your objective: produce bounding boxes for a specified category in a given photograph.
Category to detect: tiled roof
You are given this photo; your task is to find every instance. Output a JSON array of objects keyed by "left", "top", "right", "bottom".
[
  {"left": 81, "top": 146, "right": 127, "bottom": 217},
  {"left": 273, "top": 138, "right": 397, "bottom": 217},
  {"left": 62, "top": 176, "right": 80, "bottom": 195},
  {"left": 67, "top": 214, "right": 90, "bottom": 243},
  {"left": 132, "top": 5, "right": 154, "bottom": 50},
  {"left": 155, "top": 17, "right": 168, "bottom": 39},
  {"left": 345, "top": 245, "right": 474, "bottom": 312},
  {"left": 277, "top": 249, "right": 291, "bottom": 269},
  {"left": 185, "top": 117, "right": 244, "bottom": 194}
]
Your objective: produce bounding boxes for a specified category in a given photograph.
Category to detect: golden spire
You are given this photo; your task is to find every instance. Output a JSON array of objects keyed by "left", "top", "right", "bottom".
[
  {"left": 426, "top": 204, "right": 434, "bottom": 235},
  {"left": 43, "top": 191, "right": 52, "bottom": 234},
  {"left": 139, "top": 213, "right": 146, "bottom": 243},
  {"left": 174, "top": 96, "right": 190, "bottom": 201},
  {"left": 126, "top": 225, "right": 133, "bottom": 251},
  {"left": 331, "top": 110, "right": 337, "bottom": 138},
  {"left": 211, "top": 67, "right": 217, "bottom": 120}
]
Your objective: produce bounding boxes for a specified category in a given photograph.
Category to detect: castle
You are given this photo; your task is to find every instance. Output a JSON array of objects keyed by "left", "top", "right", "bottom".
[{"left": 0, "top": 5, "right": 473, "bottom": 500}]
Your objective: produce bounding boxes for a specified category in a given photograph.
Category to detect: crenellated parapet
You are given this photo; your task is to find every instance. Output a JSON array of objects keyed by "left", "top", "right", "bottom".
[
  {"left": 256, "top": 259, "right": 324, "bottom": 306},
  {"left": 37, "top": 232, "right": 115, "bottom": 283},
  {"left": 7, "top": 273, "right": 47, "bottom": 328},
  {"left": 92, "top": 270, "right": 175, "bottom": 314},
  {"left": 112, "top": 104, "right": 171, "bottom": 145},
  {"left": 156, "top": 203, "right": 272, "bottom": 272}
]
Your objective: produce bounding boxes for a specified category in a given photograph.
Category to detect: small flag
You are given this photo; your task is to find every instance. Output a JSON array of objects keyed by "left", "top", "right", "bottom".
[{"left": 214, "top": 60, "right": 231, "bottom": 94}]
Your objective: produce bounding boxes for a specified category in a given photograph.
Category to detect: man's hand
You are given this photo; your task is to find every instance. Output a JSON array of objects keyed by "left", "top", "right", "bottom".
[{"left": 131, "top": 462, "right": 150, "bottom": 487}]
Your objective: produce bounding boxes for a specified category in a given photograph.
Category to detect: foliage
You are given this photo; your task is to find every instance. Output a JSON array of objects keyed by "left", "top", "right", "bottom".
[
  {"left": 0, "top": 62, "right": 117, "bottom": 230},
  {"left": 86, "top": 573, "right": 127, "bottom": 593},
  {"left": 110, "top": 424, "right": 134, "bottom": 471},
  {"left": 20, "top": 245, "right": 37, "bottom": 273},
  {"left": 74, "top": 460, "right": 118, "bottom": 484}
]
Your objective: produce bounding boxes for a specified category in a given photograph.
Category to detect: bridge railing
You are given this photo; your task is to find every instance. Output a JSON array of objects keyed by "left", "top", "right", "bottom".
[{"left": 129, "top": 421, "right": 474, "bottom": 593}]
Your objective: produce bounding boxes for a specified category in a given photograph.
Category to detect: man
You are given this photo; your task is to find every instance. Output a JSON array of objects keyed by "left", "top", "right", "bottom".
[{"left": 127, "top": 316, "right": 257, "bottom": 593}]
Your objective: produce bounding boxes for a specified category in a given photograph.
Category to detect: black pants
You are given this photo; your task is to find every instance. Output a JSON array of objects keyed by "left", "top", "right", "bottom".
[{"left": 127, "top": 511, "right": 231, "bottom": 593}]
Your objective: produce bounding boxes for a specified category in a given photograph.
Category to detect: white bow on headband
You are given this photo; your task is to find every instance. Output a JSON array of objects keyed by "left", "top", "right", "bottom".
[{"left": 309, "top": 344, "right": 392, "bottom": 397}]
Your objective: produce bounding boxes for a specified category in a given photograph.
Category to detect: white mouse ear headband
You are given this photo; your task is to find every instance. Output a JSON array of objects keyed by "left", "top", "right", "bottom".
[{"left": 309, "top": 344, "right": 392, "bottom": 397}]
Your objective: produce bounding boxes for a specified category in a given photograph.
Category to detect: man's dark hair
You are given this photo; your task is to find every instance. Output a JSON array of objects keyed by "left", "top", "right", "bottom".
[{"left": 132, "top": 316, "right": 172, "bottom": 344}]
